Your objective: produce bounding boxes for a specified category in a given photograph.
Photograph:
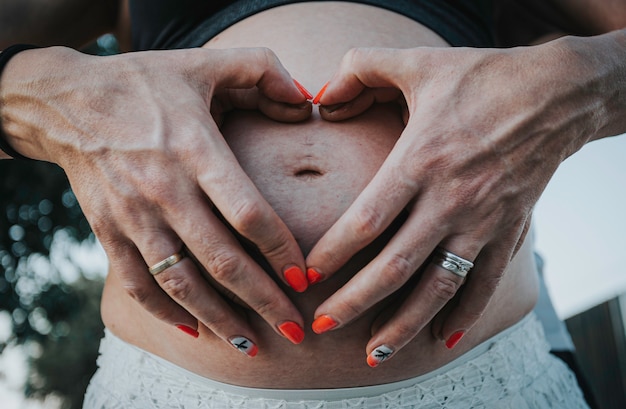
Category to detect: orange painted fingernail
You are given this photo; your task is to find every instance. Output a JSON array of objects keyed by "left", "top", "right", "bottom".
[
  {"left": 176, "top": 325, "right": 199, "bottom": 338},
  {"left": 284, "top": 266, "right": 308, "bottom": 292},
  {"left": 367, "top": 345, "right": 394, "bottom": 368},
  {"left": 312, "top": 315, "right": 338, "bottom": 334},
  {"left": 306, "top": 268, "right": 323, "bottom": 285},
  {"left": 445, "top": 330, "right": 465, "bottom": 349},
  {"left": 229, "top": 336, "right": 258, "bottom": 357},
  {"left": 293, "top": 79, "right": 313, "bottom": 100},
  {"left": 278, "top": 321, "right": 305, "bottom": 344},
  {"left": 312, "top": 81, "right": 329, "bottom": 104}
]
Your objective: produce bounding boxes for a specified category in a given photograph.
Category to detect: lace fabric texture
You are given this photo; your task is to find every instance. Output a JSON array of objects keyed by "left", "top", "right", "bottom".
[{"left": 83, "top": 314, "right": 589, "bottom": 409}]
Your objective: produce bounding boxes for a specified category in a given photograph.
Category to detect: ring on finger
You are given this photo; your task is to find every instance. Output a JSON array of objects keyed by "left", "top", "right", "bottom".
[
  {"left": 431, "top": 247, "right": 474, "bottom": 278},
  {"left": 149, "top": 251, "right": 185, "bottom": 276}
]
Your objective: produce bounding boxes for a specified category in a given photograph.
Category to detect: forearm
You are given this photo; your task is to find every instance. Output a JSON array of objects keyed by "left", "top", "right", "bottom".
[
  {"left": 555, "top": 29, "right": 626, "bottom": 145},
  {"left": 0, "top": 0, "right": 122, "bottom": 49}
]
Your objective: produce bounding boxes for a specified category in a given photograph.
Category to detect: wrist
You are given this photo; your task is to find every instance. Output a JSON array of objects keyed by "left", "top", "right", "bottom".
[
  {"left": 0, "top": 44, "right": 41, "bottom": 160},
  {"left": 552, "top": 30, "right": 626, "bottom": 143}
]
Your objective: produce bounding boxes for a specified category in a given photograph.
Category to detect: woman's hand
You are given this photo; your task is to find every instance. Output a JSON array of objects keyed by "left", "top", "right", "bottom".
[
  {"left": 0, "top": 46, "right": 312, "bottom": 351},
  {"left": 307, "top": 35, "right": 625, "bottom": 365}
]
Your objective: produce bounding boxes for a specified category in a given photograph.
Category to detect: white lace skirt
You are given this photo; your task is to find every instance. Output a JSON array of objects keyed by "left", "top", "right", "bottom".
[{"left": 83, "top": 313, "right": 589, "bottom": 409}]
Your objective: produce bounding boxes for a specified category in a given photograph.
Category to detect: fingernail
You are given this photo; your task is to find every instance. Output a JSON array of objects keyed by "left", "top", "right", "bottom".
[
  {"left": 306, "top": 268, "right": 323, "bottom": 285},
  {"left": 445, "top": 331, "right": 465, "bottom": 349},
  {"left": 229, "top": 336, "right": 259, "bottom": 357},
  {"left": 176, "top": 325, "right": 199, "bottom": 338},
  {"left": 293, "top": 79, "right": 313, "bottom": 100},
  {"left": 312, "top": 315, "right": 338, "bottom": 334},
  {"left": 278, "top": 321, "right": 305, "bottom": 344},
  {"left": 367, "top": 345, "right": 394, "bottom": 368},
  {"left": 321, "top": 102, "right": 346, "bottom": 113},
  {"left": 312, "top": 81, "right": 329, "bottom": 104},
  {"left": 284, "top": 266, "right": 308, "bottom": 292}
]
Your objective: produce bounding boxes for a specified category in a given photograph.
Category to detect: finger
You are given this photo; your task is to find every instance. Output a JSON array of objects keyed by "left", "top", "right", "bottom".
[
  {"left": 314, "top": 48, "right": 410, "bottom": 106},
  {"left": 305, "top": 120, "right": 422, "bottom": 282},
  {"left": 196, "top": 120, "right": 308, "bottom": 293},
  {"left": 318, "top": 87, "right": 401, "bottom": 122},
  {"left": 214, "top": 88, "right": 312, "bottom": 123},
  {"left": 311, "top": 204, "right": 445, "bottom": 331},
  {"left": 206, "top": 48, "right": 308, "bottom": 105},
  {"left": 163, "top": 193, "right": 306, "bottom": 345},
  {"left": 129, "top": 224, "right": 261, "bottom": 344},
  {"left": 105, "top": 238, "right": 197, "bottom": 331},
  {"left": 434, "top": 219, "right": 529, "bottom": 346},
  {"left": 364, "top": 238, "right": 480, "bottom": 367}
]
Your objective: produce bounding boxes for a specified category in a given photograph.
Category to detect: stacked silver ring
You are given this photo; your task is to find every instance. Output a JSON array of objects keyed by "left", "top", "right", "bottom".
[{"left": 431, "top": 247, "right": 474, "bottom": 278}]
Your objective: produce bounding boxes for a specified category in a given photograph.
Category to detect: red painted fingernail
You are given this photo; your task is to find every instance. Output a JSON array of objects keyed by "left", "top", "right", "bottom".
[
  {"left": 312, "top": 81, "right": 329, "bottom": 104},
  {"left": 229, "top": 336, "right": 259, "bottom": 357},
  {"left": 284, "top": 266, "right": 308, "bottom": 292},
  {"left": 278, "top": 321, "right": 305, "bottom": 344},
  {"left": 306, "top": 268, "right": 323, "bottom": 285},
  {"left": 176, "top": 325, "right": 199, "bottom": 338},
  {"left": 367, "top": 345, "right": 394, "bottom": 368},
  {"left": 445, "top": 331, "right": 465, "bottom": 349},
  {"left": 293, "top": 79, "right": 313, "bottom": 100},
  {"left": 312, "top": 315, "right": 338, "bottom": 334}
]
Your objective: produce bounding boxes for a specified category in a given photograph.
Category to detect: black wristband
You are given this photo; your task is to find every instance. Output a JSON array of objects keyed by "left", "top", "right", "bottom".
[{"left": 0, "top": 44, "right": 42, "bottom": 160}]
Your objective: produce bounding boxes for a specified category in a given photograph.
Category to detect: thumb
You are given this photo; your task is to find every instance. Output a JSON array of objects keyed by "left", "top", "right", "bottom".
[
  {"left": 206, "top": 47, "right": 308, "bottom": 105},
  {"left": 314, "top": 48, "right": 410, "bottom": 106}
]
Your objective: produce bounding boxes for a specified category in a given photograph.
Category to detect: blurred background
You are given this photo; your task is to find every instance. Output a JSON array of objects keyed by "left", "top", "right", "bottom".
[{"left": 1, "top": 35, "right": 625, "bottom": 409}]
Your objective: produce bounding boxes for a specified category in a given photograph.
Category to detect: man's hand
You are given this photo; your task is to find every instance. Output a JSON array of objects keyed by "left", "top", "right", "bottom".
[{"left": 0, "top": 46, "right": 313, "bottom": 351}]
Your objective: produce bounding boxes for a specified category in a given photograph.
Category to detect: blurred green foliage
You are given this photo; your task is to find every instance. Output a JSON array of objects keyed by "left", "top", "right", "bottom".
[
  {"left": 0, "top": 36, "right": 120, "bottom": 409},
  {"left": 0, "top": 159, "right": 103, "bottom": 409}
]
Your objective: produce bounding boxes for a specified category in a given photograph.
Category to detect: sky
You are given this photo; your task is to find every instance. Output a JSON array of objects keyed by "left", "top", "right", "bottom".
[
  {"left": 1, "top": 133, "right": 625, "bottom": 408},
  {"left": 533, "top": 134, "right": 626, "bottom": 318}
]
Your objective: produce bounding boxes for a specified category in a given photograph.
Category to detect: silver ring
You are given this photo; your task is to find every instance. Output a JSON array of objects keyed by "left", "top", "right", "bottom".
[
  {"left": 149, "top": 252, "right": 184, "bottom": 276},
  {"left": 431, "top": 247, "right": 474, "bottom": 278}
]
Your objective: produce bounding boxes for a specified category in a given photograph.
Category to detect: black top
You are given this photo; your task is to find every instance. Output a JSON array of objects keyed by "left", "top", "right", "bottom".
[{"left": 129, "top": 0, "right": 495, "bottom": 50}]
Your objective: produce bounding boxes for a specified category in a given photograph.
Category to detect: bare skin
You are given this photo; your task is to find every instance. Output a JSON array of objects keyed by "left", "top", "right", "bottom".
[
  {"left": 1, "top": 0, "right": 624, "bottom": 383},
  {"left": 102, "top": 3, "right": 538, "bottom": 388}
]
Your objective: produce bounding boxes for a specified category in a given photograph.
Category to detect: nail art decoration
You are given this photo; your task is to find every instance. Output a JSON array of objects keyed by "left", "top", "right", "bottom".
[
  {"left": 229, "top": 336, "right": 259, "bottom": 357},
  {"left": 367, "top": 345, "right": 394, "bottom": 367}
]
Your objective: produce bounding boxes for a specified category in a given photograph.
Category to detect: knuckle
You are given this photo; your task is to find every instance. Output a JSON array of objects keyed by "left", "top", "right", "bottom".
[
  {"left": 392, "top": 321, "right": 419, "bottom": 342},
  {"left": 141, "top": 178, "right": 180, "bottom": 211},
  {"left": 251, "top": 295, "right": 283, "bottom": 318},
  {"left": 257, "top": 47, "right": 279, "bottom": 67},
  {"left": 343, "top": 47, "right": 367, "bottom": 68},
  {"left": 208, "top": 250, "right": 246, "bottom": 285},
  {"left": 201, "top": 311, "right": 230, "bottom": 331},
  {"left": 351, "top": 205, "right": 385, "bottom": 240},
  {"left": 229, "top": 199, "right": 267, "bottom": 236},
  {"left": 334, "top": 298, "right": 367, "bottom": 321},
  {"left": 160, "top": 274, "right": 194, "bottom": 302},
  {"left": 123, "top": 282, "right": 152, "bottom": 306},
  {"left": 429, "top": 274, "right": 461, "bottom": 302},
  {"left": 380, "top": 253, "right": 415, "bottom": 292}
]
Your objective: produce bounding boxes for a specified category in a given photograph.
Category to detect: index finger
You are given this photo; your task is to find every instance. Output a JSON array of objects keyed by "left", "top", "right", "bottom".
[
  {"left": 315, "top": 48, "right": 412, "bottom": 106},
  {"left": 203, "top": 47, "right": 309, "bottom": 105},
  {"left": 306, "top": 121, "right": 421, "bottom": 280},
  {"left": 196, "top": 119, "right": 308, "bottom": 293}
]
